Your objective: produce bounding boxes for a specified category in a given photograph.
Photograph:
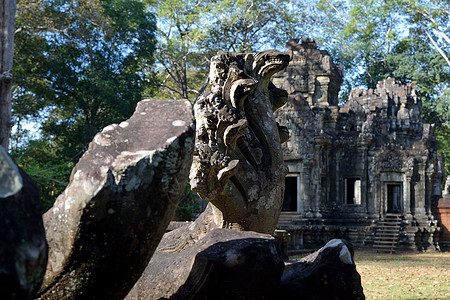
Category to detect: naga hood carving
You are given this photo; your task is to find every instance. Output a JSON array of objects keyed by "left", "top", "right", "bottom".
[{"left": 190, "top": 50, "right": 290, "bottom": 234}]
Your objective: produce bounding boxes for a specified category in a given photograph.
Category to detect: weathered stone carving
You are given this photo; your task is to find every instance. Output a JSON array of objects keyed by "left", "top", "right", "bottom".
[
  {"left": 0, "top": 147, "right": 47, "bottom": 299},
  {"left": 274, "top": 39, "right": 443, "bottom": 252},
  {"left": 127, "top": 228, "right": 284, "bottom": 300},
  {"left": 375, "top": 149, "right": 405, "bottom": 172},
  {"left": 38, "top": 99, "right": 195, "bottom": 300},
  {"left": 128, "top": 50, "right": 290, "bottom": 299},
  {"left": 190, "top": 50, "right": 290, "bottom": 234},
  {"left": 276, "top": 239, "right": 365, "bottom": 299},
  {"left": 0, "top": 146, "right": 23, "bottom": 198},
  {"left": 272, "top": 38, "right": 343, "bottom": 107}
]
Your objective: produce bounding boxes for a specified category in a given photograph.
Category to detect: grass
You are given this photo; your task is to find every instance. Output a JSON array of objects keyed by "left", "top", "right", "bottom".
[
  {"left": 354, "top": 250, "right": 450, "bottom": 299},
  {"left": 291, "top": 250, "right": 450, "bottom": 299}
]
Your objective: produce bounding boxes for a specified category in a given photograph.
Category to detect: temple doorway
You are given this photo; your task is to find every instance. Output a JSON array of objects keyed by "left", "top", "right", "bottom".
[
  {"left": 283, "top": 175, "right": 299, "bottom": 212},
  {"left": 387, "top": 183, "right": 402, "bottom": 213}
]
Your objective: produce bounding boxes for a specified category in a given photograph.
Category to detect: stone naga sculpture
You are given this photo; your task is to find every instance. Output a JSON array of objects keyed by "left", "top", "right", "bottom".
[
  {"left": 126, "top": 51, "right": 290, "bottom": 299},
  {"left": 190, "top": 50, "right": 290, "bottom": 234}
]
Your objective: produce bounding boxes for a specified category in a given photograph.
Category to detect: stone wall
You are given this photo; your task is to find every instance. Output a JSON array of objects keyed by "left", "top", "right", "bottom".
[
  {"left": 437, "top": 177, "right": 450, "bottom": 250},
  {"left": 273, "top": 38, "right": 444, "bottom": 252}
]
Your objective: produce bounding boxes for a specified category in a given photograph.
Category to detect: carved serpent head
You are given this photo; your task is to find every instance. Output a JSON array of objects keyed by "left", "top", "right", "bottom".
[{"left": 190, "top": 50, "right": 290, "bottom": 234}]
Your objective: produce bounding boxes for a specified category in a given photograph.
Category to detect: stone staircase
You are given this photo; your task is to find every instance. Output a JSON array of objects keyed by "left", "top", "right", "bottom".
[
  {"left": 373, "top": 213, "right": 402, "bottom": 253},
  {"left": 277, "top": 211, "right": 302, "bottom": 226}
]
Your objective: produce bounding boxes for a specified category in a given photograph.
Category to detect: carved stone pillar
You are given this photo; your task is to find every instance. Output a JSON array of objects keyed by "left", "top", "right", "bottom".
[
  {"left": 359, "top": 143, "right": 369, "bottom": 214},
  {"left": 336, "top": 153, "right": 341, "bottom": 206},
  {"left": 302, "top": 163, "right": 313, "bottom": 216},
  {"left": 405, "top": 176, "right": 413, "bottom": 219},
  {"left": 426, "top": 171, "right": 435, "bottom": 216},
  {"left": 415, "top": 162, "right": 426, "bottom": 215},
  {"left": 315, "top": 76, "right": 330, "bottom": 106}
]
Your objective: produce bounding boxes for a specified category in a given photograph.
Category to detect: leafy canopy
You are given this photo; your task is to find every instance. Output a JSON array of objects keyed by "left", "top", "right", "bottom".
[
  {"left": 13, "top": 0, "right": 157, "bottom": 209},
  {"left": 11, "top": 0, "right": 450, "bottom": 207}
]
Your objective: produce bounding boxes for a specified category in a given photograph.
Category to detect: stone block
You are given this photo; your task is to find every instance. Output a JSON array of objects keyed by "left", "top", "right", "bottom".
[
  {"left": 0, "top": 147, "right": 47, "bottom": 299},
  {"left": 127, "top": 228, "right": 284, "bottom": 300},
  {"left": 276, "top": 239, "right": 365, "bottom": 299},
  {"left": 38, "top": 99, "right": 195, "bottom": 299}
]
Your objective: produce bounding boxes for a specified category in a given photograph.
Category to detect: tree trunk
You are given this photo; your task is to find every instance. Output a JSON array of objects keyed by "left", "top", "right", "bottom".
[{"left": 0, "top": 0, "right": 16, "bottom": 149}]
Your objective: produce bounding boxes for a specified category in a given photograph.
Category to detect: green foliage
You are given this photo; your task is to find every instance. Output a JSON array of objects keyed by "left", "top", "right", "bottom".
[
  {"left": 148, "top": 0, "right": 217, "bottom": 100},
  {"left": 10, "top": 139, "right": 74, "bottom": 212},
  {"left": 397, "top": 0, "right": 449, "bottom": 63},
  {"left": 13, "top": 0, "right": 157, "bottom": 208},
  {"left": 150, "top": 0, "right": 315, "bottom": 102},
  {"left": 314, "top": 0, "right": 448, "bottom": 100},
  {"left": 174, "top": 182, "right": 202, "bottom": 221},
  {"left": 14, "top": 0, "right": 157, "bottom": 129},
  {"left": 203, "top": 0, "right": 304, "bottom": 52},
  {"left": 10, "top": 0, "right": 450, "bottom": 210},
  {"left": 436, "top": 125, "right": 450, "bottom": 179},
  {"left": 315, "top": 0, "right": 405, "bottom": 91},
  {"left": 313, "top": 1, "right": 449, "bottom": 176}
]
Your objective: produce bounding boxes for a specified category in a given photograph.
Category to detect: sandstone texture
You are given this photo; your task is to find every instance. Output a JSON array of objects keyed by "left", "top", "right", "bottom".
[
  {"left": 190, "top": 50, "right": 290, "bottom": 235},
  {"left": 437, "top": 176, "right": 450, "bottom": 250},
  {"left": 0, "top": 145, "right": 22, "bottom": 198},
  {"left": 273, "top": 38, "right": 443, "bottom": 252},
  {"left": 38, "top": 99, "right": 195, "bottom": 300},
  {"left": 0, "top": 147, "right": 47, "bottom": 299},
  {"left": 127, "top": 50, "right": 290, "bottom": 300},
  {"left": 276, "top": 239, "right": 365, "bottom": 300},
  {"left": 127, "top": 228, "right": 284, "bottom": 300}
]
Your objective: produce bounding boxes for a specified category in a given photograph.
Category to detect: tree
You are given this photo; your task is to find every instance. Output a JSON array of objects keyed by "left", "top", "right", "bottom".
[
  {"left": 398, "top": 0, "right": 450, "bottom": 66},
  {"left": 14, "top": 0, "right": 157, "bottom": 152},
  {"left": 381, "top": 35, "right": 450, "bottom": 177},
  {"left": 149, "top": 0, "right": 213, "bottom": 101},
  {"left": 12, "top": 0, "right": 157, "bottom": 207},
  {"left": 0, "top": 0, "right": 16, "bottom": 148},
  {"left": 151, "top": 0, "right": 316, "bottom": 102},
  {"left": 313, "top": 0, "right": 405, "bottom": 94},
  {"left": 379, "top": 35, "right": 449, "bottom": 121},
  {"left": 312, "top": 0, "right": 449, "bottom": 177}
]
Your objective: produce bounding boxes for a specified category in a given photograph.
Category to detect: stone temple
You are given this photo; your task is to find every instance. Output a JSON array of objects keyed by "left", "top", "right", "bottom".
[{"left": 273, "top": 39, "right": 445, "bottom": 252}]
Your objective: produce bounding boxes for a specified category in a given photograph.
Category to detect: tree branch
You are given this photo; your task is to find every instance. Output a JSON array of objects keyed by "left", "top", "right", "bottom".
[
  {"left": 0, "top": 72, "right": 13, "bottom": 82},
  {"left": 325, "top": 0, "right": 347, "bottom": 24},
  {"left": 15, "top": 25, "right": 68, "bottom": 36},
  {"left": 192, "top": 76, "right": 210, "bottom": 103},
  {"left": 425, "top": 30, "right": 450, "bottom": 67},
  {"left": 436, "top": 28, "right": 450, "bottom": 47},
  {"left": 29, "top": 172, "right": 68, "bottom": 186},
  {"left": 408, "top": 7, "right": 450, "bottom": 45},
  {"left": 159, "top": 85, "right": 181, "bottom": 100}
]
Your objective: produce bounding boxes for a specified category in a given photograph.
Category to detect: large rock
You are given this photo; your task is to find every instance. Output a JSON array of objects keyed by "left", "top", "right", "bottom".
[
  {"left": 276, "top": 239, "right": 365, "bottom": 300},
  {"left": 127, "top": 228, "right": 284, "bottom": 300},
  {"left": 0, "top": 146, "right": 47, "bottom": 299},
  {"left": 0, "top": 145, "right": 22, "bottom": 197},
  {"left": 38, "top": 99, "right": 195, "bottom": 300}
]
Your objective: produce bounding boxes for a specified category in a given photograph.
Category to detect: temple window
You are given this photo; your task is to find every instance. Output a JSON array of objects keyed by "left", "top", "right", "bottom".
[{"left": 345, "top": 178, "right": 361, "bottom": 205}]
